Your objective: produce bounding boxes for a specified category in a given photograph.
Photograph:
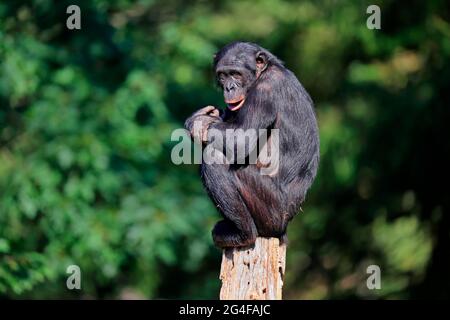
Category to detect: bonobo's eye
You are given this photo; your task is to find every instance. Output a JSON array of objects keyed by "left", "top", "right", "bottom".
[
  {"left": 230, "top": 71, "right": 241, "bottom": 79},
  {"left": 217, "top": 72, "right": 226, "bottom": 84}
]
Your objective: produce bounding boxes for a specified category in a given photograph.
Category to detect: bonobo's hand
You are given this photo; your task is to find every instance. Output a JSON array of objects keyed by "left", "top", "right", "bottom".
[
  {"left": 184, "top": 106, "right": 221, "bottom": 142},
  {"left": 198, "top": 105, "right": 220, "bottom": 118}
]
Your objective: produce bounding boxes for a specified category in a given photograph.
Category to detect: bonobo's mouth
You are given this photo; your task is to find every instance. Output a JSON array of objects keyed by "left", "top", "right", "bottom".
[{"left": 225, "top": 98, "right": 245, "bottom": 111}]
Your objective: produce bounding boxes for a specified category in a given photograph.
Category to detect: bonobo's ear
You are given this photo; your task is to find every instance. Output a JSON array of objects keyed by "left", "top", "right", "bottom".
[{"left": 255, "top": 51, "right": 268, "bottom": 77}]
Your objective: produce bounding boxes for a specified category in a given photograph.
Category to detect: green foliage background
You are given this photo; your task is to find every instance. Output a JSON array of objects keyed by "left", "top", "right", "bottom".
[{"left": 1, "top": 0, "right": 449, "bottom": 299}]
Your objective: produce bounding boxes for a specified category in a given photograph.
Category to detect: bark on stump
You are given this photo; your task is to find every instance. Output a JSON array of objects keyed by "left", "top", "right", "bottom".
[{"left": 219, "top": 237, "right": 286, "bottom": 300}]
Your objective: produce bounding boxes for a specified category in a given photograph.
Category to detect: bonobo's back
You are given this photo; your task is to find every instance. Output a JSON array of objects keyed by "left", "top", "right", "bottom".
[{"left": 275, "top": 66, "right": 319, "bottom": 213}]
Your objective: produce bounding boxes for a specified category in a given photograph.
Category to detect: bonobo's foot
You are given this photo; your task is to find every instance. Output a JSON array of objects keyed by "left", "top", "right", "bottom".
[
  {"left": 279, "top": 233, "right": 288, "bottom": 245},
  {"left": 212, "top": 220, "right": 257, "bottom": 248}
]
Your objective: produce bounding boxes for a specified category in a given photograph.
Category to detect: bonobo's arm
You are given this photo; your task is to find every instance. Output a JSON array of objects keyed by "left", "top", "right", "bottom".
[
  {"left": 206, "top": 100, "right": 277, "bottom": 161},
  {"left": 184, "top": 106, "right": 222, "bottom": 143}
]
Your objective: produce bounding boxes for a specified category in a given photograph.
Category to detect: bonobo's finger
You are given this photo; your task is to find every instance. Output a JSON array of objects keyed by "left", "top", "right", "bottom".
[
  {"left": 209, "top": 108, "right": 220, "bottom": 118},
  {"left": 198, "top": 115, "right": 219, "bottom": 142},
  {"left": 201, "top": 117, "right": 213, "bottom": 142},
  {"left": 192, "top": 123, "right": 202, "bottom": 142},
  {"left": 196, "top": 105, "right": 216, "bottom": 115},
  {"left": 201, "top": 127, "right": 209, "bottom": 142}
]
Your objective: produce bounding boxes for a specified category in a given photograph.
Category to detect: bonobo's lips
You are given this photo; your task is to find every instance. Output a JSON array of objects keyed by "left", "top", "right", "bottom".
[{"left": 226, "top": 98, "right": 245, "bottom": 111}]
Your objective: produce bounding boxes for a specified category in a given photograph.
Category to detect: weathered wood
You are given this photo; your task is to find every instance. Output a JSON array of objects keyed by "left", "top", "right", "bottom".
[{"left": 219, "top": 237, "right": 286, "bottom": 300}]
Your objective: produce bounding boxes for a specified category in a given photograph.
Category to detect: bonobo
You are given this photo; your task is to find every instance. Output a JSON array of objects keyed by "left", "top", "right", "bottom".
[{"left": 185, "top": 42, "right": 319, "bottom": 248}]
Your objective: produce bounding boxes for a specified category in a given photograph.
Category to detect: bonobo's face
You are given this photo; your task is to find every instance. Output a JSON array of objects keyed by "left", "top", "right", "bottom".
[{"left": 215, "top": 43, "right": 267, "bottom": 111}]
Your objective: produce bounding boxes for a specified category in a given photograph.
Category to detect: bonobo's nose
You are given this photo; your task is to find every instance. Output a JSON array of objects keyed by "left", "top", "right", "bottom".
[{"left": 225, "top": 83, "right": 235, "bottom": 92}]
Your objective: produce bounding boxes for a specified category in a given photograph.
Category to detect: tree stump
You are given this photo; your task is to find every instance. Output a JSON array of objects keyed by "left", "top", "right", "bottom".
[{"left": 219, "top": 237, "right": 286, "bottom": 300}]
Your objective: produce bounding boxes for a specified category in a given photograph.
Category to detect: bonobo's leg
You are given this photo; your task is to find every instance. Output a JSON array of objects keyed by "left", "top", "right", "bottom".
[
  {"left": 201, "top": 163, "right": 257, "bottom": 248},
  {"left": 235, "top": 166, "right": 288, "bottom": 238}
]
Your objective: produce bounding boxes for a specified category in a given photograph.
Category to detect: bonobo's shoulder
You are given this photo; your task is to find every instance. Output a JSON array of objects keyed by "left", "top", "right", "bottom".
[
  {"left": 255, "top": 66, "right": 285, "bottom": 92},
  {"left": 276, "top": 67, "right": 310, "bottom": 97},
  {"left": 271, "top": 66, "right": 301, "bottom": 85},
  {"left": 256, "top": 66, "right": 299, "bottom": 91}
]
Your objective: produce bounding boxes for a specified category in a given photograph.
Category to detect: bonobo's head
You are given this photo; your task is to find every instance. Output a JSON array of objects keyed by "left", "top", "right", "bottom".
[{"left": 214, "top": 42, "right": 279, "bottom": 111}]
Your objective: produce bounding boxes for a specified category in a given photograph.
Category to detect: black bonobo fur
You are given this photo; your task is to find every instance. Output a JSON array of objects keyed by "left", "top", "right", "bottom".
[{"left": 184, "top": 42, "right": 319, "bottom": 248}]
